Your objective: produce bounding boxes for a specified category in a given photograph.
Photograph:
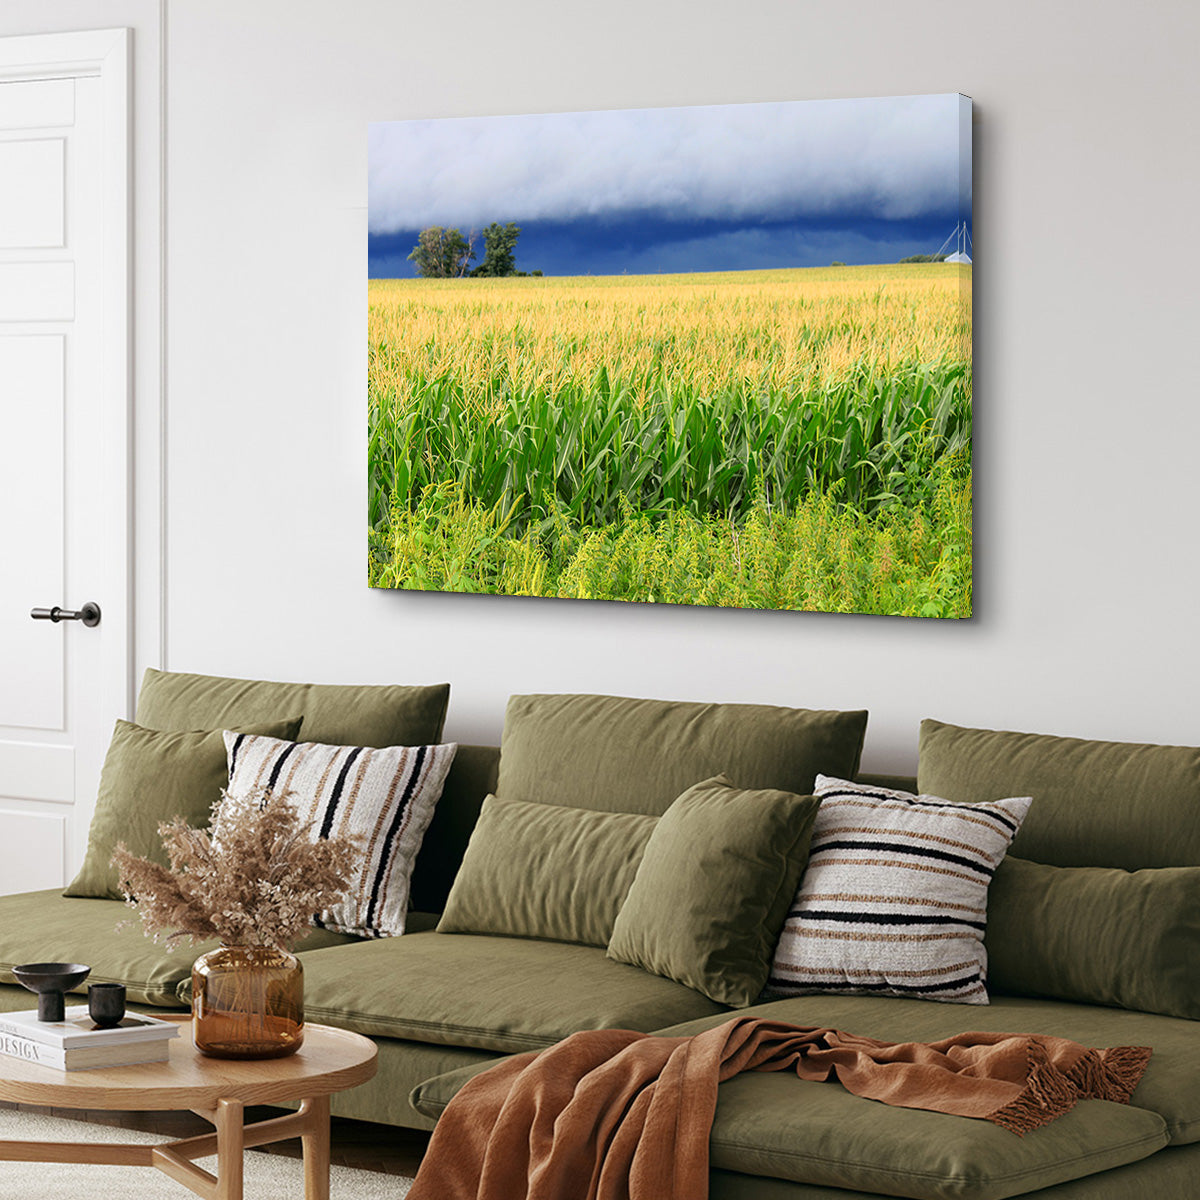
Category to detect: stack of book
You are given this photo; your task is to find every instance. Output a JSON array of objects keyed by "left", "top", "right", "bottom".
[{"left": 0, "top": 1006, "right": 179, "bottom": 1071}]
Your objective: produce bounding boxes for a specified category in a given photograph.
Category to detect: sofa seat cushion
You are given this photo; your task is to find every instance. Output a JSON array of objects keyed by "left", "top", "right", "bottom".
[
  {"left": 656, "top": 993, "right": 1200, "bottom": 1147},
  {"left": 331, "top": 1036, "right": 500, "bottom": 1132},
  {"left": 297, "top": 930, "right": 727, "bottom": 1054},
  {"left": 414, "top": 1049, "right": 1166, "bottom": 1200},
  {"left": 0, "top": 890, "right": 358, "bottom": 1008},
  {"left": 701, "top": 1074, "right": 1164, "bottom": 1200},
  {"left": 708, "top": 1143, "right": 1200, "bottom": 1200},
  {"left": 415, "top": 994, "right": 1179, "bottom": 1200}
]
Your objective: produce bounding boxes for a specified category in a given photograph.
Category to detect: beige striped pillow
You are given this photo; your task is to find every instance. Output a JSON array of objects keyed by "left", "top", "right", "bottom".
[
  {"left": 224, "top": 731, "right": 458, "bottom": 938},
  {"left": 768, "top": 776, "right": 1031, "bottom": 1004}
]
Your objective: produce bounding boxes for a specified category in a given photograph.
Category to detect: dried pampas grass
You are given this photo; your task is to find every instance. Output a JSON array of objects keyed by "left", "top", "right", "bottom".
[{"left": 112, "top": 785, "right": 361, "bottom": 950}]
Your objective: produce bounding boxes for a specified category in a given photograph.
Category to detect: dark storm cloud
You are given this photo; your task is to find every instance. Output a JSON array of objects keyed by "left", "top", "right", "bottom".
[{"left": 368, "top": 94, "right": 970, "bottom": 235}]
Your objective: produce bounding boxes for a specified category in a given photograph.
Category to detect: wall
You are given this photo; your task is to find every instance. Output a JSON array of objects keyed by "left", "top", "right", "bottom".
[
  {"left": 13, "top": 1, "right": 1200, "bottom": 768},
  {"left": 164, "top": 0, "right": 1200, "bottom": 766}
]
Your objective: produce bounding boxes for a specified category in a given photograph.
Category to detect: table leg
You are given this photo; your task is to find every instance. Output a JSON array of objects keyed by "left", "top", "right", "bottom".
[
  {"left": 215, "top": 1097, "right": 245, "bottom": 1200},
  {"left": 301, "top": 1094, "right": 331, "bottom": 1200}
]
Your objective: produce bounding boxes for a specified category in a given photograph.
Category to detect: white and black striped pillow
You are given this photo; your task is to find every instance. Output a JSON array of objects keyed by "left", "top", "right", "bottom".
[
  {"left": 768, "top": 776, "right": 1031, "bottom": 1004},
  {"left": 223, "top": 731, "right": 457, "bottom": 938}
]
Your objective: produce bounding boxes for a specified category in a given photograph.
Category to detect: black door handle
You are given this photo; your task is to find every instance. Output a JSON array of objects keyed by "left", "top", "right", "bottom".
[{"left": 30, "top": 602, "right": 101, "bottom": 627}]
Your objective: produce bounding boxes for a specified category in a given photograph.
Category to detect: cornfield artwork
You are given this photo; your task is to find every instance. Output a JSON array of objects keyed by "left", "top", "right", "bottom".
[{"left": 369, "top": 94, "right": 972, "bottom": 616}]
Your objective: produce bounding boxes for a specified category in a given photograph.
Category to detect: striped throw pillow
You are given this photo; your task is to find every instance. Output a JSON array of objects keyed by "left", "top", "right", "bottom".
[
  {"left": 768, "top": 776, "right": 1031, "bottom": 1004},
  {"left": 223, "top": 731, "right": 458, "bottom": 938}
]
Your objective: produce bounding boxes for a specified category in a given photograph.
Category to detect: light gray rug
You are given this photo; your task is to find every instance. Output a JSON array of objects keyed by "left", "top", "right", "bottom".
[{"left": 0, "top": 1107, "right": 413, "bottom": 1198}]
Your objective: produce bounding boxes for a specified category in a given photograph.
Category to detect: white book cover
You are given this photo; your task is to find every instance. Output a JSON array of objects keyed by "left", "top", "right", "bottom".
[
  {"left": 0, "top": 1029, "right": 172, "bottom": 1071},
  {"left": 0, "top": 1006, "right": 179, "bottom": 1049}
]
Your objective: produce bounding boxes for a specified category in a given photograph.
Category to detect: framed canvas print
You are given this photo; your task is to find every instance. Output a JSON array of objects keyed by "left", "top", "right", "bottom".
[{"left": 369, "top": 93, "right": 972, "bottom": 617}]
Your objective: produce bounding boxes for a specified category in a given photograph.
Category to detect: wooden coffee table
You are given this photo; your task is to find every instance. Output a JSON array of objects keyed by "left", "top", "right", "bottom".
[{"left": 0, "top": 1016, "right": 377, "bottom": 1199}]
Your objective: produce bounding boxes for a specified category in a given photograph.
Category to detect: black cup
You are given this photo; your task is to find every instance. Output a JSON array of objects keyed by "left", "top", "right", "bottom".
[{"left": 88, "top": 982, "right": 126, "bottom": 1029}]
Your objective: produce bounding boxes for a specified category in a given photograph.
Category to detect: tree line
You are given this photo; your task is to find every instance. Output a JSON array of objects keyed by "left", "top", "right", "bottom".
[{"left": 408, "top": 222, "right": 542, "bottom": 279}]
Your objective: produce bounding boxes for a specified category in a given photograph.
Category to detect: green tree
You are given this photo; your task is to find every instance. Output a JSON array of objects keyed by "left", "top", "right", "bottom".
[
  {"left": 408, "top": 226, "right": 475, "bottom": 278},
  {"left": 472, "top": 222, "right": 522, "bottom": 277},
  {"left": 899, "top": 253, "right": 947, "bottom": 264}
]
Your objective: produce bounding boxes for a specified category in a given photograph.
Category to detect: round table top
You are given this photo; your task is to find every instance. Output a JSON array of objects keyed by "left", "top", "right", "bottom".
[{"left": 0, "top": 1017, "right": 377, "bottom": 1110}]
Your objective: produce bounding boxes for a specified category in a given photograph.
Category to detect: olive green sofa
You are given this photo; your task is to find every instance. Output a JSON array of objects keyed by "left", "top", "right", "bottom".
[{"left": 0, "top": 671, "right": 1196, "bottom": 1200}]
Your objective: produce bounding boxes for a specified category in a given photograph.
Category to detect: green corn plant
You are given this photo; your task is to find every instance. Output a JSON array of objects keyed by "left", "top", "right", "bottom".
[{"left": 369, "top": 356, "right": 970, "bottom": 535}]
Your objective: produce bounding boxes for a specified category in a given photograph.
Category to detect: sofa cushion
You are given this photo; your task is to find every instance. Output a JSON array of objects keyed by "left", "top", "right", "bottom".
[
  {"left": 225, "top": 731, "right": 458, "bottom": 938},
  {"left": 769, "top": 775, "right": 1030, "bottom": 1005},
  {"left": 411, "top": 759, "right": 916, "bottom": 920},
  {"left": 297, "top": 930, "right": 726, "bottom": 1054},
  {"left": 438, "top": 798, "right": 656, "bottom": 946},
  {"left": 135, "top": 667, "right": 450, "bottom": 748},
  {"left": 987, "top": 857, "right": 1200, "bottom": 1020},
  {"left": 698, "top": 1072, "right": 1164, "bottom": 1200},
  {"left": 0, "top": 890, "right": 357, "bottom": 1008},
  {"left": 65, "top": 716, "right": 303, "bottom": 900},
  {"left": 702, "top": 1148, "right": 1200, "bottom": 1200},
  {"left": 608, "top": 776, "right": 820, "bottom": 1005},
  {"left": 414, "top": 1044, "right": 1167, "bottom": 1200},
  {"left": 652, "top": 993, "right": 1200, "bottom": 1148},
  {"left": 918, "top": 719, "right": 1200, "bottom": 869},
  {"left": 497, "top": 693, "right": 867, "bottom": 816}
]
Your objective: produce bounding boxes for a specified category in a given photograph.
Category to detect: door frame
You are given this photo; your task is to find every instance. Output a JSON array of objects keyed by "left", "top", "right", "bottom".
[{"left": 1, "top": 27, "right": 134, "bottom": 718}]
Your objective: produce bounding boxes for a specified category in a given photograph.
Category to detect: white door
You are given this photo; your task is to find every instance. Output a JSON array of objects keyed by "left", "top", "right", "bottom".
[{"left": 0, "top": 30, "right": 130, "bottom": 895}]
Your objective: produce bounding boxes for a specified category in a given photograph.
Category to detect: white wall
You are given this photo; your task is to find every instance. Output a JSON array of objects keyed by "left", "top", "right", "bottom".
[{"left": 12, "top": 1, "right": 1200, "bottom": 769}]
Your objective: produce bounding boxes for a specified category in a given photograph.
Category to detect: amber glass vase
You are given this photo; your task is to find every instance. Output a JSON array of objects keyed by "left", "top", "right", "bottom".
[{"left": 192, "top": 946, "right": 304, "bottom": 1059}]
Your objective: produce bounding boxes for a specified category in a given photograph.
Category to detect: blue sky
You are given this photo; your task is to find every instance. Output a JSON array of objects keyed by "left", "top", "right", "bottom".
[{"left": 368, "top": 94, "right": 971, "bottom": 278}]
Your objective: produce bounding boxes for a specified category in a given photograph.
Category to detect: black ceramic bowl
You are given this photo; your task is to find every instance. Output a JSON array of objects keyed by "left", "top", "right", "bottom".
[{"left": 13, "top": 962, "right": 91, "bottom": 1022}]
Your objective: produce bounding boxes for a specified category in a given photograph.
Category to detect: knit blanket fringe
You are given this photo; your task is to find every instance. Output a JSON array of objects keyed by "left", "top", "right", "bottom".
[{"left": 989, "top": 1042, "right": 1153, "bottom": 1135}]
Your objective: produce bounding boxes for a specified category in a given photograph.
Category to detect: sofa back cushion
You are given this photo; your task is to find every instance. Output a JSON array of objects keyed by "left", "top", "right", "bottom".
[
  {"left": 986, "top": 856, "right": 1200, "bottom": 1020},
  {"left": 918, "top": 718, "right": 1200, "bottom": 869},
  {"left": 135, "top": 668, "right": 450, "bottom": 749},
  {"left": 438, "top": 798, "right": 657, "bottom": 946},
  {"left": 497, "top": 693, "right": 868, "bottom": 817}
]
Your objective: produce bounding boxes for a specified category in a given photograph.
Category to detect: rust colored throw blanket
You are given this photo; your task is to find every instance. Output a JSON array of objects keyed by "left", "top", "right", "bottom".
[{"left": 408, "top": 1017, "right": 1151, "bottom": 1200}]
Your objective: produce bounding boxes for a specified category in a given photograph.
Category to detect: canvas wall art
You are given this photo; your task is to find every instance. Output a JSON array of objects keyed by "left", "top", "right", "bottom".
[{"left": 368, "top": 93, "right": 972, "bottom": 617}]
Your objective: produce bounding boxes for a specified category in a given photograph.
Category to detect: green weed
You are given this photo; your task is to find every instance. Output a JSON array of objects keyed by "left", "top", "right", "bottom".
[{"left": 370, "top": 473, "right": 972, "bottom": 618}]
